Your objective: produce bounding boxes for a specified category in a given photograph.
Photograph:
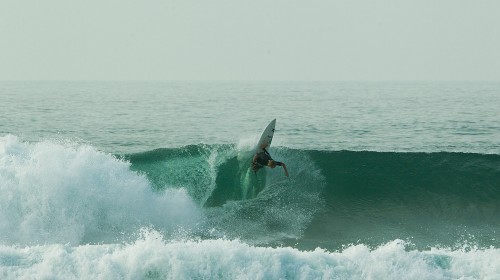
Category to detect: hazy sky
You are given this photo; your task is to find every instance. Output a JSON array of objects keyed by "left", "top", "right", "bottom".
[{"left": 1, "top": 0, "right": 499, "bottom": 81}]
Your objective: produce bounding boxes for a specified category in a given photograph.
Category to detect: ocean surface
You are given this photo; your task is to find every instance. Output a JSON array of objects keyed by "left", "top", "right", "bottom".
[{"left": 1, "top": 81, "right": 499, "bottom": 279}]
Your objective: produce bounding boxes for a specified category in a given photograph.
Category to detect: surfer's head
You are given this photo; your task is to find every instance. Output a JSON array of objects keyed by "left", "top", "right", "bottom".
[{"left": 268, "top": 160, "right": 277, "bottom": 168}]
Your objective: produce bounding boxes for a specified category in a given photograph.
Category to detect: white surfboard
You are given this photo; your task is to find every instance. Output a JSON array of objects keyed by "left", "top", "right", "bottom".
[
  {"left": 255, "top": 119, "right": 276, "bottom": 153},
  {"left": 238, "top": 119, "right": 276, "bottom": 199}
]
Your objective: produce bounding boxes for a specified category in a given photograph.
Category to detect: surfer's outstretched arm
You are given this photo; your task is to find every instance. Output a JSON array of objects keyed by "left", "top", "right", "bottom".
[
  {"left": 276, "top": 161, "right": 289, "bottom": 177},
  {"left": 282, "top": 163, "right": 289, "bottom": 177}
]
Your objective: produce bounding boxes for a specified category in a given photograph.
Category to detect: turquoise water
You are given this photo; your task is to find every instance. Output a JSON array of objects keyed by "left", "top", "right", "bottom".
[{"left": 1, "top": 81, "right": 499, "bottom": 279}]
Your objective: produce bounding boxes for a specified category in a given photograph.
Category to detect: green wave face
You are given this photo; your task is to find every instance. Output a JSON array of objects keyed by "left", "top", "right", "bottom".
[{"left": 125, "top": 145, "right": 500, "bottom": 250}]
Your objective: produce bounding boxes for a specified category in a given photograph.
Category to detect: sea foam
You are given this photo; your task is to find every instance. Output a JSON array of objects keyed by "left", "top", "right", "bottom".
[
  {"left": 1, "top": 230, "right": 498, "bottom": 280},
  {"left": 0, "top": 135, "right": 202, "bottom": 245}
]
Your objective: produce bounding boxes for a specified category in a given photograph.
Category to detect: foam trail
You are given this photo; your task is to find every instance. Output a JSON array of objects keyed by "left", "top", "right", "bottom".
[
  {"left": 0, "top": 135, "right": 203, "bottom": 245},
  {"left": 1, "top": 231, "right": 499, "bottom": 280}
]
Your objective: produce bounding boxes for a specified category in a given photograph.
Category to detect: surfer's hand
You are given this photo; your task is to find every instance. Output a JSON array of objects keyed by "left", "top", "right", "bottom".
[{"left": 282, "top": 164, "right": 289, "bottom": 177}]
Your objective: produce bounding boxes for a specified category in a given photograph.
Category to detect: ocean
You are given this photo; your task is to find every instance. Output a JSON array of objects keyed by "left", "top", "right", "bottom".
[{"left": 1, "top": 81, "right": 499, "bottom": 279}]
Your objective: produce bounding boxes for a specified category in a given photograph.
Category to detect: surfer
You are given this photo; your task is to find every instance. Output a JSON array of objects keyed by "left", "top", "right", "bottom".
[{"left": 252, "top": 145, "right": 289, "bottom": 177}]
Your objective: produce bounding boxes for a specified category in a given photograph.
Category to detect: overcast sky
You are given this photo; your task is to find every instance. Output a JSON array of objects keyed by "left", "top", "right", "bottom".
[{"left": 1, "top": 0, "right": 499, "bottom": 81}]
